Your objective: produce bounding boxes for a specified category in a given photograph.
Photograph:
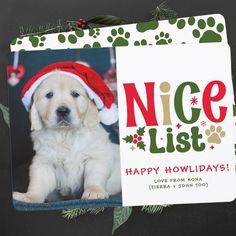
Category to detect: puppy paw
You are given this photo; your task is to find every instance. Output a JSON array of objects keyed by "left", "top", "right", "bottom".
[
  {"left": 13, "top": 192, "right": 44, "bottom": 203},
  {"left": 81, "top": 186, "right": 109, "bottom": 200}
]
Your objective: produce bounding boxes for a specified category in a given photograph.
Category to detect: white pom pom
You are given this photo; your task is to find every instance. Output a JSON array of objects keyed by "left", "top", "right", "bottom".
[{"left": 99, "top": 103, "right": 118, "bottom": 125}]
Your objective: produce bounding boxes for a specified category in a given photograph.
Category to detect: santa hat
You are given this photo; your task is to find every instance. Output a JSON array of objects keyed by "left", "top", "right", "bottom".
[{"left": 21, "top": 61, "right": 118, "bottom": 125}]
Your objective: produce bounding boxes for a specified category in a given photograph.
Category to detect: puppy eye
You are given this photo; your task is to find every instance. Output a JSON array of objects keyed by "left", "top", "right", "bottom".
[
  {"left": 45, "top": 92, "right": 53, "bottom": 99},
  {"left": 71, "top": 91, "right": 80, "bottom": 98}
]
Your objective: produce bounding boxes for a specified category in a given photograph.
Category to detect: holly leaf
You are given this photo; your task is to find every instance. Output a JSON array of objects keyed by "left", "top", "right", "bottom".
[
  {"left": 137, "top": 127, "right": 145, "bottom": 136},
  {"left": 87, "top": 15, "right": 133, "bottom": 27},
  {"left": 112, "top": 207, "right": 133, "bottom": 234},
  {"left": 137, "top": 141, "right": 146, "bottom": 151},
  {"left": 86, "top": 22, "right": 107, "bottom": 29},
  {"left": 123, "top": 135, "right": 133, "bottom": 143}
]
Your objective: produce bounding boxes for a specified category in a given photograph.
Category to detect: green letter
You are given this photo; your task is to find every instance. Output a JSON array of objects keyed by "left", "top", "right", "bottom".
[
  {"left": 175, "top": 82, "right": 201, "bottom": 124},
  {"left": 191, "top": 126, "right": 205, "bottom": 151},
  {"left": 166, "top": 128, "right": 175, "bottom": 153},
  {"left": 176, "top": 132, "right": 191, "bottom": 152},
  {"left": 149, "top": 128, "right": 165, "bottom": 153}
]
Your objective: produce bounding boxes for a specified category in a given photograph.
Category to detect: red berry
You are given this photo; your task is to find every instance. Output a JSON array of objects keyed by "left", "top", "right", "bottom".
[
  {"left": 133, "top": 134, "right": 138, "bottom": 138},
  {"left": 133, "top": 139, "right": 138, "bottom": 144},
  {"left": 79, "top": 18, "right": 83, "bottom": 22},
  {"left": 138, "top": 136, "right": 142, "bottom": 141}
]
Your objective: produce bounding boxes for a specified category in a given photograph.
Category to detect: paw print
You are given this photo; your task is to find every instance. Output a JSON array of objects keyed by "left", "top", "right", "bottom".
[
  {"left": 134, "top": 39, "right": 148, "bottom": 46},
  {"left": 58, "top": 30, "right": 84, "bottom": 44},
  {"left": 192, "top": 17, "right": 224, "bottom": 43},
  {"left": 136, "top": 21, "right": 159, "bottom": 33},
  {"left": 168, "top": 16, "right": 198, "bottom": 30},
  {"left": 169, "top": 18, "right": 186, "bottom": 29},
  {"left": 11, "top": 38, "right": 23, "bottom": 46},
  {"left": 28, "top": 35, "right": 46, "bottom": 47},
  {"left": 205, "top": 125, "right": 225, "bottom": 144},
  {"left": 107, "top": 27, "right": 130, "bottom": 46},
  {"left": 155, "top": 32, "right": 172, "bottom": 45},
  {"left": 83, "top": 42, "right": 101, "bottom": 48},
  {"left": 89, "top": 28, "right": 100, "bottom": 38}
]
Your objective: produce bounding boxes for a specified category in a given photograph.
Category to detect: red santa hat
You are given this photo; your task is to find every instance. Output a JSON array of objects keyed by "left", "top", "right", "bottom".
[{"left": 21, "top": 61, "right": 118, "bottom": 125}]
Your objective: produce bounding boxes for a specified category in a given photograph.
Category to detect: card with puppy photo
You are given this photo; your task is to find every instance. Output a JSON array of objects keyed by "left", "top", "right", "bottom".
[{"left": 10, "top": 47, "right": 122, "bottom": 210}]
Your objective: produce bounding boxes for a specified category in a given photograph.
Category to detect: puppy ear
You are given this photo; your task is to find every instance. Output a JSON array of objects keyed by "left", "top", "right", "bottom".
[
  {"left": 83, "top": 100, "right": 100, "bottom": 128},
  {"left": 30, "top": 100, "right": 43, "bottom": 131}
]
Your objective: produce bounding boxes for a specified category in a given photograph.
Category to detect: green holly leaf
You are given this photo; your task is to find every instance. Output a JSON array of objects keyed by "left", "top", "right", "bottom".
[
  {"left": 137, "top": 127, "right": 145, "bottom": 136},
  {"left": 123, "top": 135, "right": 133, "bottom": 143},
  {"left": 112, "top": 207, "right": 133, "bottom": 234},
  {"left": 137, "top": 141, "right": 146, "bottom": 151},
  {"left": 87, "top": 15, "right": 133, "bottom": 27}
]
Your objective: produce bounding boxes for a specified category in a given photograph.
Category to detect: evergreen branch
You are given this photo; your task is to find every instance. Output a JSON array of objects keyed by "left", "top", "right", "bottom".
[
  {"left": 141, "top": 205, "right": 170, "bottom": 214},
  {"left": 62, "top": 207, "right": 105, "bottom": 219},
  {"left": 151, "top": 1, "right": 177, "bottom": 21},
  {"left": 62, "top": 208, "right": 86, "bottom": 219},
  {"left": 17, "top": 3, "right": 177, "bottom": 38},
  {"left": 19, "top": 20, "right": 70, "bottom": 37},
  {"left": 88, "top": 207, "right": 105, "bottom": 214}
]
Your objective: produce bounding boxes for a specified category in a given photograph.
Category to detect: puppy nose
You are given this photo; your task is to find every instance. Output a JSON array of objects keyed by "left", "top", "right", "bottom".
[{"left": 56, "top": 106, "right": 71, "bottom": 117}]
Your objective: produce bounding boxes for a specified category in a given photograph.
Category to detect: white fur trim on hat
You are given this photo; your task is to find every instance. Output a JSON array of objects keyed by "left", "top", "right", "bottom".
[
  {"left": 22, "top": 70, "right": 118, "bottom": 125},
  {"left": 22, "top": 71, "right": 104, "bottom": 112},
  {"left": 99, "top": 103, "right": 118, "bottom": 125}
]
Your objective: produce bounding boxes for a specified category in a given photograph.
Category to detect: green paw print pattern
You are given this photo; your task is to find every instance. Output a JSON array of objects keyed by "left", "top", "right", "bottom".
[
  {"left": 155, "top": 32, "right": 172, "bottom": 45},
  {"left": 11, "top": 38, "right": 23, "bottom": 46},
  {"left": 83, "top": 42, "right": 101, "bottom": 48},
  {"left": 136, "top": 21, "right": 159, "bottom": 33},
  {"left": 169, "top": 18, "right": 186, "bottom": 29},
  {"left": 89, "top": 28, "right": 100, "bottom": 38},
  {"left": 58, "top": 29, "right": 85, "bottom": 44},
  {"left": 134, "top": 39, "right": 148, "bottom": 46},
  {"left": 192, "top": 17, "right": 224, "bottom": 43},
  {"left": 107, "top": 27, "right": 130, "bottom": 46},
  {"left": 28, "top": 35, "right": 46, "bottom": 47}
]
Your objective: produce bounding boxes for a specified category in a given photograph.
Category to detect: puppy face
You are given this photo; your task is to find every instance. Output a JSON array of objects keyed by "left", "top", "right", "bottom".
[{"left": 30, "top": 72, "right": 99, "bottom": 130}]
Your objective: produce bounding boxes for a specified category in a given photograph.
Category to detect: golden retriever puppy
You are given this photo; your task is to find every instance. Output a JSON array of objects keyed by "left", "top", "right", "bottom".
[{"left": 13, "top": 71, "right": 121, "bottom": 203}]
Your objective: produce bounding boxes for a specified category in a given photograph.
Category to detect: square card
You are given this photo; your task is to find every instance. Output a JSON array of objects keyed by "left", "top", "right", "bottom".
[{"left": 116, "top": 43, "right": 235, "bottom": 206}]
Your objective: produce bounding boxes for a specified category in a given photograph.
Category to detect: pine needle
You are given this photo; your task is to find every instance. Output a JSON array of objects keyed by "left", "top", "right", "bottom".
[
  {"left": 141, "top": 205, "right": 170, "bottom": 214},
  {"left": 19, "top": 20, "right": 70, "bottom": 37},
  {"left": 151, "top": 1, "right": 177, "bottom": 21},
  {"left": 62, "top": 207, "right": 105, "bottom": 219}
]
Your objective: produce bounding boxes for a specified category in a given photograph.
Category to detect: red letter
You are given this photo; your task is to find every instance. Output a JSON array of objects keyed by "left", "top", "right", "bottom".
[
  {"left": 203, "top": 80, "right": 227, "bottom": 122},
  {"left": 123, "top": 82, "right": 158, "bottom": 127}
]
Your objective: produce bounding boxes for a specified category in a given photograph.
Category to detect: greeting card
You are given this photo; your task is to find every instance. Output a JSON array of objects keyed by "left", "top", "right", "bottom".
[
  {"left": 8, "top": 14, "right": 236, "bottom": 210},
  {"left": 116, "top": 43, "right": 235, "bottom": 205}
]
